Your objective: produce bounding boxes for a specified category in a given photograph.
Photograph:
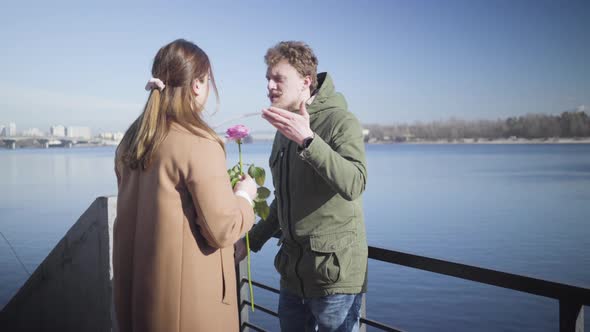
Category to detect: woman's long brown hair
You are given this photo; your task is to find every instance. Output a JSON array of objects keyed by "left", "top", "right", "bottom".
[{"left": 117, "top": 39, "right": 223, "bottom": 171}]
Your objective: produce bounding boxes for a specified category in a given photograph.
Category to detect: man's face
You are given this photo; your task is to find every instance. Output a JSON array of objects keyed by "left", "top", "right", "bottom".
[{"left": 266, "top": 60, "right": 306, "bottom": 111}]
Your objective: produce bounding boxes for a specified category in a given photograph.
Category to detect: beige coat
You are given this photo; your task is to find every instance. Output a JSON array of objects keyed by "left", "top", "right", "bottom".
[{"left": 113, "top": 123, "right": 254, "bottom": 332}]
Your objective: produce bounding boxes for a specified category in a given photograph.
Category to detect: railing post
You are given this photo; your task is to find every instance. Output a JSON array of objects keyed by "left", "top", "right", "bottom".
[
  {"left": 559, "top": 301, "right": 583, "bottom": 332},
  {"left": 236, "top": 258, "right": 250, "bottom": 331},
  {"left": 359, "top": 293, "right": 367, "bottom": 332}
]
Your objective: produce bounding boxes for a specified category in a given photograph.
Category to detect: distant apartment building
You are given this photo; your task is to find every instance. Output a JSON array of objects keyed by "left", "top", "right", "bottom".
[
  {"left": 22, "top": 128, "right": 44, "bottom": 137},
  {"left": 4, "top": 122, "right": 17, "bottom": 136},
  {"left": 98, "top": 132, "right": 124, "bottom": 141},
  {"left": 0, "top": 125, "right": 5, "bottom": 137},
  {"left": 66, "top": 126, "right": 92, "bottom": 139},
  {"left": 50, "top": 125, "right": 66, "bottom": 137}
]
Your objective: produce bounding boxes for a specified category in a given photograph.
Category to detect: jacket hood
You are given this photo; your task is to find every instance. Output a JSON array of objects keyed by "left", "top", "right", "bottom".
[{"left": 308, "top": 73, "right": 348, "bottom": 115}]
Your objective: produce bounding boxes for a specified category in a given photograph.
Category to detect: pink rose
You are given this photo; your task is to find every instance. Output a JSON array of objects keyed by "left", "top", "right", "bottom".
[{"left": 226, "top": 124, "right": 250, "bottom": 141}]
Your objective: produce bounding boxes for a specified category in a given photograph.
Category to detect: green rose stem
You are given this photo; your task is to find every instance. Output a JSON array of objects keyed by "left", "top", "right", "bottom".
[
  {"left": 238, "top": 139, "right": 244, "bottom": 176},
  {"left": 237, "top": 139, "right": 255, "bottom": 312}
]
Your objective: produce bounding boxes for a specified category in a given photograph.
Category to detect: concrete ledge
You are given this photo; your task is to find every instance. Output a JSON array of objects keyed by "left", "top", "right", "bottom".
[{"left": 0, "top": 196, "right": 117, "bottom": 332}]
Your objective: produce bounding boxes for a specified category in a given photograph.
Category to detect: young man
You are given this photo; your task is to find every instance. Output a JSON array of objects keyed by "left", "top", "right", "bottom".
[{"left": 236, "top": 41, "right": 368, "bottom": 332}]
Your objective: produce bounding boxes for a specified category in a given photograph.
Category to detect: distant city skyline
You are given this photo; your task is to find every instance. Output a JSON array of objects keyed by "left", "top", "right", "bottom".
[
  {"left": 0, "top": 0, "right": 588, "bottom": 132},
  {"left": 0, "top": 121, "right": 278, "bottom": 137},
  {"left": 0, "top": 122, "right": 97, "bottom": 139}
]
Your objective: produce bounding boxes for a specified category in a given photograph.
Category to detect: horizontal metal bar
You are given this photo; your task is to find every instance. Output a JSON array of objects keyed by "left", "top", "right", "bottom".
[
  {"left": 360, "top": 317, "right": 405, "bottom": 332},
  {"left": 368, "top": 246, "right": 590, "bottom": 305},
  {"left": 241, "top": 278, "right": 280, "bottom": 295},
  {"left": 243, "top": 300, "right": 279, "bottom": 318},
  {"left": 242, "top": 322, "right": 268, "bottom": 332}
]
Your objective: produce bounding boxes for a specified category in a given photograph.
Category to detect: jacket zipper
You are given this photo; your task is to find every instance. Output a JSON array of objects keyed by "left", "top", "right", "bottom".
[{"left": 282, "top": 141, "right": 306, "bottom": 297}]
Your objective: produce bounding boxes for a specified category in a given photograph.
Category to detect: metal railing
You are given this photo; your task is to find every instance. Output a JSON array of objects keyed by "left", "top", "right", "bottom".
[{"left": 237, "top": 246, "right": 589, "bottom": 332}]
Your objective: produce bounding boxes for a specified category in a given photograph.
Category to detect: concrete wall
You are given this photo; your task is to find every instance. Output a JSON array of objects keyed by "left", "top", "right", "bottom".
[{"left": 0, "top": 196, "right": 117, "bottom": 332}]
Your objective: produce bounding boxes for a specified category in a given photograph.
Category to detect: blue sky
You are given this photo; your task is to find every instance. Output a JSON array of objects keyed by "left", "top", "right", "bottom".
[{"left": 0, "top": 0, "right": 588, "bottom": 133}]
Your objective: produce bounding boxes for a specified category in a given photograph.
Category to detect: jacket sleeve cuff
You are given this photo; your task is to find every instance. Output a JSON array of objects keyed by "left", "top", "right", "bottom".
[
  {"left": 297, "top": 133, "right": 328, "bottom": 166},
  {"left": 248, "top": 210, "right": 279, "bottom": 252},
  {"left": 234, "top": 190, "right": 254, "bottom": 206}
]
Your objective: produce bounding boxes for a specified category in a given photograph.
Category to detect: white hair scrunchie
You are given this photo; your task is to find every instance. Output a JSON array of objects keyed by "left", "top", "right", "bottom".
[{"left": 145, "top": 78, "right": 166, "bottom": 91}]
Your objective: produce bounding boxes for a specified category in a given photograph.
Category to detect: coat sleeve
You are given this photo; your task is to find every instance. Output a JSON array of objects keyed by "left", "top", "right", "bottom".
[
  {"left": 185, "top": 138, "right": 255, "bottom": 248},
  {"left": 298, "top": 113, "right": 368, "bottom": 201},
  {"left": 247, "top": 198, "right": 280, "bottom": 252}
]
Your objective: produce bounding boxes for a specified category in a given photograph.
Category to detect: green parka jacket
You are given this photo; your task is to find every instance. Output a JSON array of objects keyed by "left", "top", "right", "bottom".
[{"left": 249, "top": 73, "right": 368, "bottom": 298}]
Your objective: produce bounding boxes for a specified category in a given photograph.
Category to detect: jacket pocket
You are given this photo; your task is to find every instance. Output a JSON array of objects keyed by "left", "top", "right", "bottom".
[
  {"left": 307, "top": 231, "right": 356, "bottom": 284},
  {"left": 274, "top": 247, "right": 290, "bottom": 277}
]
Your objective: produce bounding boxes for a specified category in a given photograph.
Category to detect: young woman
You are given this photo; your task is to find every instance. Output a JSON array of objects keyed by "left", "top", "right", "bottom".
[{"left": 113, "top": 39, "right": 256, "bottom": 332}]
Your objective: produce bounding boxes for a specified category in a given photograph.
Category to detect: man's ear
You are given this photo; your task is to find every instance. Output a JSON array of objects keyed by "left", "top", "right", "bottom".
[{"left": 302, "top": 75, "right": 312, "bottom": 90}]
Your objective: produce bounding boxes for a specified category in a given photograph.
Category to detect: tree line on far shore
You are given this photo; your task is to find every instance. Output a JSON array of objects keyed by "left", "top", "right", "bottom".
[{"left": 364, "top": 111, "right": 590, "bottom": 142}]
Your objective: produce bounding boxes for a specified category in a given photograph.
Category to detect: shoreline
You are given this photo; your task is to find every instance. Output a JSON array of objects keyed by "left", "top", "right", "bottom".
[
  {"left": 2, "top": 138, "right": 590, "bottom": 150},
  {"left": 367, "top": 138, "right": 590, "bottom": 145}
]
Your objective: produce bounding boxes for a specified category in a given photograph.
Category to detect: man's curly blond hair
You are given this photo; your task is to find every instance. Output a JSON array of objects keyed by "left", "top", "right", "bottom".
[{"left": 265, "top": 41, "right": 319, "bottom": 93}]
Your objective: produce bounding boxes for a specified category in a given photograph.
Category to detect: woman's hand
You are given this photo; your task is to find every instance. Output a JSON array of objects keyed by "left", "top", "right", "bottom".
[{"left": 234, "top": 174, "right": 257, "bottom": 200}]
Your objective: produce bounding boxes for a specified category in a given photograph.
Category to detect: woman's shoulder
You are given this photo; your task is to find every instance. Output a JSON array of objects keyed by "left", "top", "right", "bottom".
[
  {"left": 168, "top": 123, "right": 217, "bottom": 143},
  {"left": 165, "top": 122, "right": 223, "bottom": 155},
  {"left": 163, "top": 123, "right": 226, "bottom": 176}
]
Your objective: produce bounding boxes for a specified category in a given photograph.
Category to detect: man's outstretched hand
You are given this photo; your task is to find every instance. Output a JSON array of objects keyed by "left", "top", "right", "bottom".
[{"left": 262, "top": 101, "right": 313, "bottom": 146}]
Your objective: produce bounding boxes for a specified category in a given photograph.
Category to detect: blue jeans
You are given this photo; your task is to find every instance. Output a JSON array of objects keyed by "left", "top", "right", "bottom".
[{"left": 278, "top": 288, "right": 363, "bottom": 332}]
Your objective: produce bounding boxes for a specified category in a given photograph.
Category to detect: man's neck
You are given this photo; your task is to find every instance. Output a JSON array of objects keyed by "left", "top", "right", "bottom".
[{"left": 290, "top": 91, "right": 313, "bottom": 112}]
